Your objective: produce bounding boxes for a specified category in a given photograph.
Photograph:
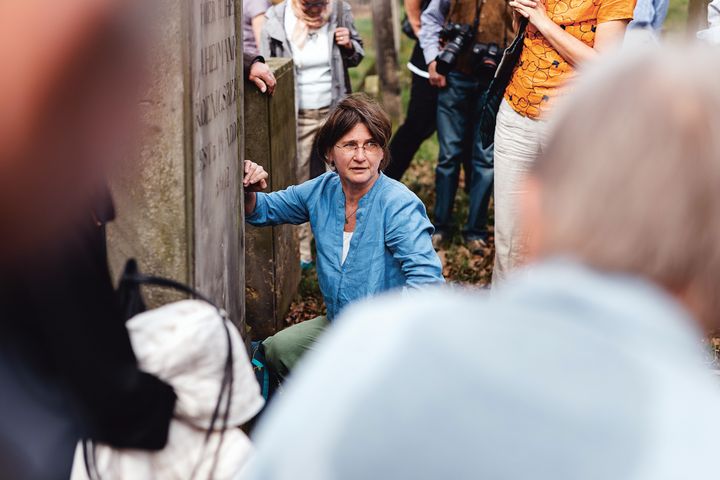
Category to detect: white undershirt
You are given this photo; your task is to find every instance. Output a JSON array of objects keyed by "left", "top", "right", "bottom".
[
  {"left": 285, "top": 7, "right": 333, "bottom": 110},
  {"left": 342, "top": 231, "right": 353, "bottom": 265}
]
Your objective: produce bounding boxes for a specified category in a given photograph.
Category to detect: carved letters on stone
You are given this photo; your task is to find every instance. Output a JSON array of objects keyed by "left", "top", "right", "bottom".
[{"left": 191, "top": 0, "right": 242, "bottom": 321}]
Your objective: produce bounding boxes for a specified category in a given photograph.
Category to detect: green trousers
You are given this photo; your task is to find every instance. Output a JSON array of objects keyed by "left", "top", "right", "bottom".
[{"left": 262, "top": 315, "right": 329, "bottom": 379}]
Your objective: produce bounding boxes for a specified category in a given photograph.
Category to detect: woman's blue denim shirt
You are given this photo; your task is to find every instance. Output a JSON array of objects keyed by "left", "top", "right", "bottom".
[{"left": 247, "top": 172, "right": 445, "bottom": 320}]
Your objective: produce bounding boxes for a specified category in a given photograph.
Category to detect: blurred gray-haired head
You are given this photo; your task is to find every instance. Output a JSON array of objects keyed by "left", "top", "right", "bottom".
[{"left": 531, "top": 45, "right": 720, "bottom": 329}]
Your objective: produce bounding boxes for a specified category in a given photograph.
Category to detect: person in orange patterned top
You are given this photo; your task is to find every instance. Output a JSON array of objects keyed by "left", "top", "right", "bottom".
[{"left": 491, "top": 0, "right": 634, "bottom": 283}]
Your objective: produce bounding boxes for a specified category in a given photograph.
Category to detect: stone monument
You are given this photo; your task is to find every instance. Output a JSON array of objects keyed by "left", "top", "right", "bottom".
[
  {"left": 107, "top": 0, "right": 245, "bottom": 328},
  {"left": 244, "top": 58, "right": 301, "bottom": 340}
]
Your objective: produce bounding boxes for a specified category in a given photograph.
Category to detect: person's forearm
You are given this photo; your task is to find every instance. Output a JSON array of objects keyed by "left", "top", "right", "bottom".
[
  {"left": 244, "top": 192, "right": 257, "bottom": 216},
  {"left": 252, "top": 15, "right": 266, "bottom": 49},
  {"left": 419, "top": 0, "right": 448, "bottom": 64},
  {"left": 243, "top": 52, "right": 261, "bottom": 79},
  {"left": 404, "top": 0, "right": 423, "bottom": 34},
  {"left": 534, "top": 17, "right": 596, "bottom": 66}
]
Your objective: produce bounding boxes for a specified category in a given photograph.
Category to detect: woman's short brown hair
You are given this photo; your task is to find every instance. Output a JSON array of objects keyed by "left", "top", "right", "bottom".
[{"left": 312, "top": 94, "right": 393, "bottom": 171}]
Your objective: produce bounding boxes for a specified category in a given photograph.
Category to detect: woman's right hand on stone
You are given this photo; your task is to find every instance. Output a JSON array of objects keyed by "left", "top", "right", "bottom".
[{"left": 243, "top": 160, "right": 269, "bottom": 193}]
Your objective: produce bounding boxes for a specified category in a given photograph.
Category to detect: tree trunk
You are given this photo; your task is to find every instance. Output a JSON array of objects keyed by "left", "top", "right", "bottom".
[
  {"left": 687, "top": 0, "right": 710, "bottom": 36},
  {"left": 371, "top": 0, "right": 402, "bottom": 124}
]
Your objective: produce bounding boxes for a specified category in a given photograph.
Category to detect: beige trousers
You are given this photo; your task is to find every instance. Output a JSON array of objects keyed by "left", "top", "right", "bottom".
[
  {"left": 492, "top": 100, "right": 549, "bottom": 285},
  {"left": 297, "top": 107, "right": 330, "bottom": 263}
]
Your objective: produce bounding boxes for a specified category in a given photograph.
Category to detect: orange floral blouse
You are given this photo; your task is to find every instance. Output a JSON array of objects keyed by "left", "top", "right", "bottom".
[{"left": 504, "top": 0, "right": 635, "bottom": 119}]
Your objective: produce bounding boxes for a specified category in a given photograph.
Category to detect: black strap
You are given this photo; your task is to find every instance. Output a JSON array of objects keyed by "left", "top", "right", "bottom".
[
  {"left": 122, "top": 273, "right": 217, "bottom": 307},
  {"left": 82, "top": 438, "right": 100, "bottom": 480},
  {"left": 493, "top": 17, "right": 528, "bottom": 80},
  {"left": 473, "top": 0, "right": 483, "bottom": 31},
  {"left": 446, "top": 0, "right": 484, "bottom": 35}
]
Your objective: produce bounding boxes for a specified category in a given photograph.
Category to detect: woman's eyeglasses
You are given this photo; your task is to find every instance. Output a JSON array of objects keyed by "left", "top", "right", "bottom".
[
  {"left": 335, "top": 141, "right": 383, "bottom": 158},
  {"left": 300, "top": 0, "right": 329, "bottom": 7}
]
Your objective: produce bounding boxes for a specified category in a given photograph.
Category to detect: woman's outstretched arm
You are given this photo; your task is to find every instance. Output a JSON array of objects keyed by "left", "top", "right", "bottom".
[
  {"left": 243, "top": 159, "right": 268, "bottom": 216},
  {"left": 243, "top": 160, "right": 313, "bottom": 227}
]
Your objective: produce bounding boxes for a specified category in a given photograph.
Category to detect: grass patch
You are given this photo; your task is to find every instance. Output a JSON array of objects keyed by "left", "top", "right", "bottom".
[
  {"left": 349, "top": 17, "right": 376, "bottom": 92},
  {"left": 665, "top": 0, "right": 690, "bottom": 36}
]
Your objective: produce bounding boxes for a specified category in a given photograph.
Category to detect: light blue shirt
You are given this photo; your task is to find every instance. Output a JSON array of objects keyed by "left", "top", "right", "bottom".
[
  {"left": 419, "top": 0, "right": 451, "bottom": 65},
  {"left": 627, "top": 0, "right": 669, "bottom": 31},
  {"left": 245, "top": 259, "right": 720, "bottom": 479},
  {"left": 246, "top": 172, "right": 445, "bottom": 320}
]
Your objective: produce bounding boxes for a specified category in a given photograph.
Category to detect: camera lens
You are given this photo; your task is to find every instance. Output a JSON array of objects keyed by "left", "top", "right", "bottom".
[
  {"left": 436, "top": 48, "right": 457, "bottom": 75},
  {"left": 435, "top": 23, "right": 471, "bottom": 76},
  {"left": 471, "top": 42, "right": 501, "bottom": 77}
]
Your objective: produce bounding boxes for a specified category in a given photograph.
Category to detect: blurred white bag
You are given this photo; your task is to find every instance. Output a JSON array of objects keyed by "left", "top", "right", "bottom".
[
  {"left": 697, "top": 0, "right": 720, "bottom": 44},
  {"left": 71, "top": 300, "right": 264, "bottom": 480}
]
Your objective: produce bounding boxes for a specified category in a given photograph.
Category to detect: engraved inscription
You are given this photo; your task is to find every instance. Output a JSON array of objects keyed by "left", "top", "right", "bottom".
[{"left": 192, "top": 0, "right": 243, "bottom": 322}]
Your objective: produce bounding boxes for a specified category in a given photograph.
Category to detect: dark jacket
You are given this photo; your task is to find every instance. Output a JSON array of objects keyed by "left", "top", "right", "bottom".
[{"left": 0, "top": 207, "right": 176, "bottom": 478}]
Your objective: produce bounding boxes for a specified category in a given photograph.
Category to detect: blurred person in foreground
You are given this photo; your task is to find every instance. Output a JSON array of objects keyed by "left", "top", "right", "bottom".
[
  {"left": 493, "top": 0, "right": 634, "bottom": 282},
  {"left": 243, "top": 46, "right": 720, "bottom": 480},
  {"left": 242, "top": 95, "right": 444, "bottom": 379},
  {"left": 0, "top": 2, "right": 177, "bottom": 478},
  {"left": 260, "top": 0, "right": 364, "bottom": 268}
]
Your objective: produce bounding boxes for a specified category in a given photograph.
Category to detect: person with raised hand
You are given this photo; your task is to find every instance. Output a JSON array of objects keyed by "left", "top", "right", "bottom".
[{"left": 243, "top": 95, "right": 444, "bottom": 379}]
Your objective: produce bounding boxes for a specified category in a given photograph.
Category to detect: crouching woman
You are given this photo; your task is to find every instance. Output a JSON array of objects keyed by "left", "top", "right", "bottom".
[{"left": 242, "top": 95, "right": 445, "bottom": 378}]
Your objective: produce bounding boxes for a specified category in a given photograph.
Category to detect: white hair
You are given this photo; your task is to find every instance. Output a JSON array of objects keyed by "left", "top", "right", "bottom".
[{"left": 534, "top": 44, "right": 720, "bottom": 326}]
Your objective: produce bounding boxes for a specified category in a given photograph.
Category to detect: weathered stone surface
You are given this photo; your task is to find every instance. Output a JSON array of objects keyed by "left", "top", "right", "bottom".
[
  {"left": 108, "top": 0, "right": 245, "bottom": 329},
  {"left": 244, "top": 58, "right": 300, "bottom": 340},
  {"left": 107, "top": 0, "right": 189, "bottom": 307},
  {"left": 191, "top": 0, "right": 244, "bottom": 324}
]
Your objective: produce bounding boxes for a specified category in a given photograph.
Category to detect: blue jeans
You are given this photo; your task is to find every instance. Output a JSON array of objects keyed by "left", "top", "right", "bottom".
[{"left": 434, "top": 71, "right": 494, "bottom": 241}]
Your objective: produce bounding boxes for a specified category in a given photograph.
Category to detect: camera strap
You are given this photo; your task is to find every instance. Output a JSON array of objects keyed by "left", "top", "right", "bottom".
[
  {"left": 472, "top": 0, "right": 483, "bottom": 31},
  {"left": 447, "top": 0, "right": 482, "bottom": 30}
]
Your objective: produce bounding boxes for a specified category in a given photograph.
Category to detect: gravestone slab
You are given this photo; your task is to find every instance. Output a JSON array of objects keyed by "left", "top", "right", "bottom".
[
  {"left": 191, "top": 0, "right": 244, "bottom": 322},
  {"left": 244, "top": 58, "right": 300, "bottom": 340},
  {"left": 108, "top": 0, "right": 245, "bottom": 328}
]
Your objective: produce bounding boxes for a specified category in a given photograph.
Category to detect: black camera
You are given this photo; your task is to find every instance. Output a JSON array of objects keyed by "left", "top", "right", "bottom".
[
  {"left": 436, "top": 23, "right": 473, "bottom": 75},
  {"left": 471, "top": 42, "right": 501, "bottom": 77}
]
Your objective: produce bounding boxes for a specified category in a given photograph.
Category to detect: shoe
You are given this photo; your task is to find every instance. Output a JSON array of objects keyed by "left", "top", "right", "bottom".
[
  {"left": 465, "top": 237, "right": 488, "bottom": 255},
  {"left": 300, "top": 260, "right": 314, "bottom": 270},
  {"left": 431, "top": 231, "right": 449, "bottom": 250}
]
